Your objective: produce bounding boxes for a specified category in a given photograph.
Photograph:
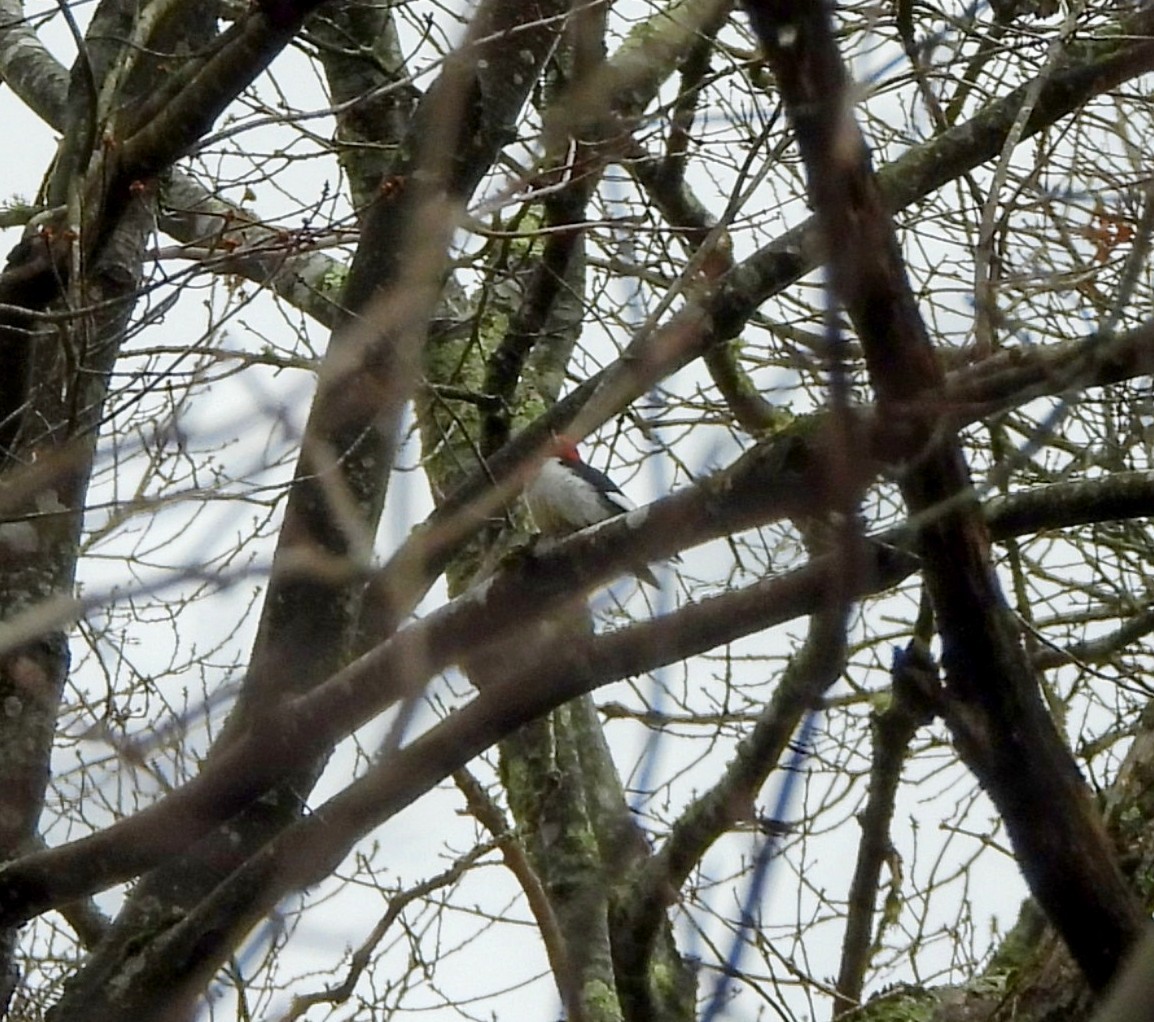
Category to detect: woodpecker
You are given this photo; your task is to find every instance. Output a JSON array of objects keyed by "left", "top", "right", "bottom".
[{"left": 524, "top": 435, "right": 659, "bottom": 587}]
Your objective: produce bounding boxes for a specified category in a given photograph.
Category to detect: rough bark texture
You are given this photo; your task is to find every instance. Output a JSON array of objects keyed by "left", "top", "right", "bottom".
[
  {"left": 0, "top": 0, "right": 197, "bottom": 1000},
  {"left": 43, "top": 4, "right": 571, "bottom": 1019}
]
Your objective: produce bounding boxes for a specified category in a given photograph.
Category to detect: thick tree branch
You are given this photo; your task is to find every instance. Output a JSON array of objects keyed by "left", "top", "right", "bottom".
[
  {"left": 355, "top": 6, "right": 1154, "bottom": 643},
  {"left": 744, "top": 0, "right": 1144, "bottom": 988},
  {"left": 0, "top": 0, "right": 69, "bottom": 127},
  {"left": 306, "top": 0, "right": 419, "bottom": 213},
  {"left": 116, "top": 2, "right": 327, "bottom": 182},
  {"left": 44, "top": 5, "right": 573, "bottom": 1018},
  {"left": 31, "top": 554, "right": 866, "bottom": 1021},
  {"left": 3, "top": 463, "right": 1152, "bottom": 932}
]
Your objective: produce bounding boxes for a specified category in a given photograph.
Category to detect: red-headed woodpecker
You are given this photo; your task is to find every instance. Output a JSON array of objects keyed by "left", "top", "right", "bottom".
[{"left": 524, "top": 435, "right": 659, "bottom": 587}]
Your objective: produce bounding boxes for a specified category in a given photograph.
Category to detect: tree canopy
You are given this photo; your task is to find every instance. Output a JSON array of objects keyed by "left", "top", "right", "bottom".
[{"left": 2, "top": 1, "right": 1154, "bottom": 1020}]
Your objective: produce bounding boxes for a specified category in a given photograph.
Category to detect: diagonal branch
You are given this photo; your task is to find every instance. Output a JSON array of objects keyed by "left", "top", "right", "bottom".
[
  {"left": 0, "top": 0, "right": 69, "bottom": 127},
  {"left": 116, "top": 2, "right": 327, "bottom": 181},
  {"left": 743, "top": 0, "right": 1143, "bottom": 989},
  {"left": 355, "top": 3, "right": 1154, "bottom": 645},
  {"left": 2, "top": 463, "right": 1153, "bottom": 933},
  {"left": 43, "top": 5, "right": 574, "bottom": 1018}
]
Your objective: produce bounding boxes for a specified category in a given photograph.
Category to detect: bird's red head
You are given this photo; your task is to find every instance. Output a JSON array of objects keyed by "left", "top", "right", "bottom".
[{"left": 551, "top": 434, "right": 582, "bottom": 463}]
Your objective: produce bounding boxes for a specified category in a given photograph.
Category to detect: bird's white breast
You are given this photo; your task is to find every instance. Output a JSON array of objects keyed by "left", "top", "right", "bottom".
[{"left": 525, "top": 458, "right": 633, "bottom": 535}]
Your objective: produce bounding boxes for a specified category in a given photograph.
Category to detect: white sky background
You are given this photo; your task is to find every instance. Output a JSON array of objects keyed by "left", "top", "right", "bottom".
[{"left": 7, "top": 0, "right": 1153, "bottom": 1019}]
